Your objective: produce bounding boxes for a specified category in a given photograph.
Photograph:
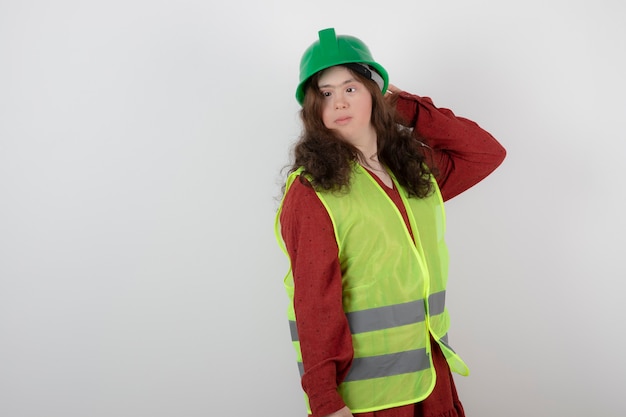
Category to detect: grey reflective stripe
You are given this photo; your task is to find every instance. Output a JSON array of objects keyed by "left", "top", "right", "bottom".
[
  {"left": 345, "top": 299, "right": 425, "bottom": 334},
  {"left": 289, "top": 320, "right": 298, "bottom": 341},
  {"left": 428, "top": 290, "right": 446, "bottom": 316},
  {"left": 344, "top": 348, "right": 431, "bottom": 382},
  {"left": 289, "top": 293, "right": 445, "bottom": 341},
  {"left": 295, "top": 349, "right": 431, "bottom": 380}
]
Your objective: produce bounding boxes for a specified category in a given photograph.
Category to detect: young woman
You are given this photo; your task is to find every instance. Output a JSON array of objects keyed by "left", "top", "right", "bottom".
[{"left": 275, "top": 28, "right": 506, "bottom": 417}]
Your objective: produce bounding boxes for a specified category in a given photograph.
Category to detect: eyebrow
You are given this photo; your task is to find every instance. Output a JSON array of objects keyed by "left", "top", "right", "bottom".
[{"left": 318, "top": 78, "right": 356, "bottom": 89}]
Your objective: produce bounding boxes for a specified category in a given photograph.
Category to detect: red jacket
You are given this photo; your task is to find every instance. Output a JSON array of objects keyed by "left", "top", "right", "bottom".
[{"left": 279, "top": 92, "right": 506, "bottom": 417}]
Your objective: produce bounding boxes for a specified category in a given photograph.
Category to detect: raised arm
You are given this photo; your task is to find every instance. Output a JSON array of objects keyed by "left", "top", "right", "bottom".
[{"left": 389, "top": 86, "right": 506, "bottom": 201}]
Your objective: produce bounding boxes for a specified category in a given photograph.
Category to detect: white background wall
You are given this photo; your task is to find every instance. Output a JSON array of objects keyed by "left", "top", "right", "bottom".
[{"left": 1, "top": 1, "right": 624, "bottom": 416}]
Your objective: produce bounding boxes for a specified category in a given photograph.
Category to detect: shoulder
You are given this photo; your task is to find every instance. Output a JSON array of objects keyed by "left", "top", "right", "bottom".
[
  {"left": 280, "top": 175, "right": 335, "bottom": 241},
  {"left": 281, "top": 175, "right": 326, "bottom": 221},
  {"left": 284, "top": 175, "right": 318, "bottom": 205}
]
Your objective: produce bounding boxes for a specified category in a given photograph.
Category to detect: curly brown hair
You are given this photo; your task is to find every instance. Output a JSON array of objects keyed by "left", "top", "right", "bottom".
[{"left": 287, "top": 65, "right": 436, "bottom": 199}]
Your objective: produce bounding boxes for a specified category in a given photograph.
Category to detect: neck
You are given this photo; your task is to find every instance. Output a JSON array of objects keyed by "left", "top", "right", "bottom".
[
  {"left": 359, "top": 152, "right": 393, "bottom": 188},
  {"left": 359, "top": 153, "right": 384, "bottom": 172},
  {"left": 353, "top": 125, "right": 378, "bottom": 163}
]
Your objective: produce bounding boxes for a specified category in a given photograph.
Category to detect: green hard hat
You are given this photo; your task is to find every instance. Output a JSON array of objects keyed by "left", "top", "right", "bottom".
[{"left": 295, "top": 28, "right": 389, "bottom": 105}]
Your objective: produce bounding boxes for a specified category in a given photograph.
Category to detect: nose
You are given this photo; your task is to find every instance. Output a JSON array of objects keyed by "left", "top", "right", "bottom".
[{"left": 334, "top": 93, "right": 348, "bottom": 109}]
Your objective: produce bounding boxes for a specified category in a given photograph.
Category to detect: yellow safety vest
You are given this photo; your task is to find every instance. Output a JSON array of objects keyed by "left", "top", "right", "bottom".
[{"left": 275, "top": 165, "right": 469, "bottom": 414}]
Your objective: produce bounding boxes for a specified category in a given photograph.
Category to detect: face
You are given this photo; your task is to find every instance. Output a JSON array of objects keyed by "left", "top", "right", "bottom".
[{"left": 317, "top": 66, "right": 375, "bottom": 145}]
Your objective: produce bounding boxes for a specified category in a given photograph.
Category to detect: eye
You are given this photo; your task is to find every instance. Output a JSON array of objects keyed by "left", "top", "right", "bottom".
[
  {"left": 321, "top": 91, "right": 332, "bottom": 98},
  {"left": 346, "top": 87, "right": 356, "bottom": 93}
]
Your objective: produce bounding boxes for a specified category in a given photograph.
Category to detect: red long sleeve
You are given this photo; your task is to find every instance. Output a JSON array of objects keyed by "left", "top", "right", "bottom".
[
  {"left": 395, "top": 92, "right": 506, "bottom": 201},
  {"left": 280, "top": 180, "right": 350, "bottom": 417},
  {"left": 279, "top": 94, "right": 506, "bottom": 416}
]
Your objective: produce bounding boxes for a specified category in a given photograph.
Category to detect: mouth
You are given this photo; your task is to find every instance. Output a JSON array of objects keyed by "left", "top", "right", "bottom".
[{"left": 335, "top": 116, "right": 352, "bottom": 125}]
